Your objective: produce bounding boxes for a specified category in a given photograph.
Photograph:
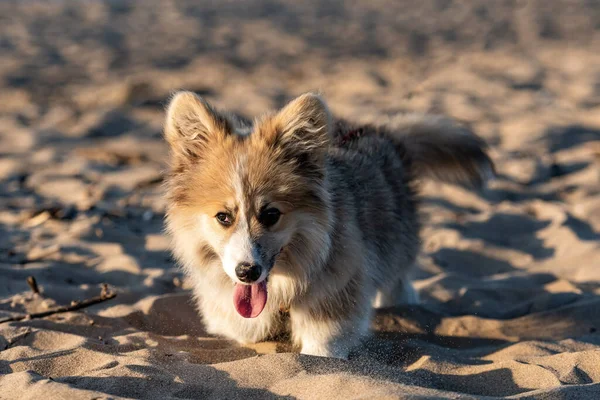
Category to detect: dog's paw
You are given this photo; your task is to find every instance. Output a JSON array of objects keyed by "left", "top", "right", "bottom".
[{"left": 300, "top": 341, "right": 349, "bottom": 359}]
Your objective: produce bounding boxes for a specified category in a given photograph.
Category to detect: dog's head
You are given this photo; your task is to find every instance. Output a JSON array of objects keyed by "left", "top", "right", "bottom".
[{"left": 164, "top": 92, "right": 332, "bottom": 287}]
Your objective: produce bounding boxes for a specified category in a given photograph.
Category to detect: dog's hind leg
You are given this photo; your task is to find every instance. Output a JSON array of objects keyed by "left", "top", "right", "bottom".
[{"left": 372, "top": 277, "right": 419, "bottom": 309}]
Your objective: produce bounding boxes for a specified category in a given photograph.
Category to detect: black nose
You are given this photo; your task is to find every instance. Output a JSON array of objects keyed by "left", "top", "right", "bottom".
[{"left": 235, "top": 262, "right": 262, "bottom": 283}]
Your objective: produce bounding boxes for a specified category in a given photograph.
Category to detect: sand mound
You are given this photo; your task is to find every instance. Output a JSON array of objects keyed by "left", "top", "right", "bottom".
[{"left": 1, "top": 1, "right": 600, "bottom": 398}]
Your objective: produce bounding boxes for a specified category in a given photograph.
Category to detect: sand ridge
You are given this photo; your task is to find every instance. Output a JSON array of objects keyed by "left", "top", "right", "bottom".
[{"left": 1, "top": 1, "right": 600, "bottom": 399}]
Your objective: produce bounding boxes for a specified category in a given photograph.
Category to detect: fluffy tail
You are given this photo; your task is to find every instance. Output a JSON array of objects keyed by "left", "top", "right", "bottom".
[{"left": 385, "top": 114, "right": 495, "bottom": 187}]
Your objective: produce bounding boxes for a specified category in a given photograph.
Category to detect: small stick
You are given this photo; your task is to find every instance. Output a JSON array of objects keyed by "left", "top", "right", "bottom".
[
  {"left": 26, "top": 276, "right": 40, "bottom": 294},
  {"left": 0, "top": 284, "right": 116, "bottom": 324}
]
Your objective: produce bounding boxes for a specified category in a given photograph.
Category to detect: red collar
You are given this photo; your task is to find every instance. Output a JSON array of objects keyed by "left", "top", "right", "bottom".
[{"left": 337, "top": 127, "right": 364, "bottom": 146}]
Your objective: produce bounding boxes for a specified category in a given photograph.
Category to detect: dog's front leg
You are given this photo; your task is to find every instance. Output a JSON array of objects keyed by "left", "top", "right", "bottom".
[{"left": 289, "top": 305, "right": 372, "bottom": 359}]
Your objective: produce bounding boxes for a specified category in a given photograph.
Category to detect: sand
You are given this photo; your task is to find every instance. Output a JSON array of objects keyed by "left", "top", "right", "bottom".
[{"left": 1, "top": 0, "right": 600, "bottom": 398}]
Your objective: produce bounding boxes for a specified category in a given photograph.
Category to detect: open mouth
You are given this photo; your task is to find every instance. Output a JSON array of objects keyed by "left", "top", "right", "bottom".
[
  {"left": 232, "top": 280, "right": 268, "bottom": 318},
  {"left": 231, "top": 248, "right": 282, "bottom": 319}
]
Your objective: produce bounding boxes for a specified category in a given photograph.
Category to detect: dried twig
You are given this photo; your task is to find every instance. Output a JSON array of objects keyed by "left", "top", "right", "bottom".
[
  {"left": 0, "top": 284, "right": 116, "bottom": 324},
  {"left": 26, "top": 276, "right": 40, "bottom": 294}
]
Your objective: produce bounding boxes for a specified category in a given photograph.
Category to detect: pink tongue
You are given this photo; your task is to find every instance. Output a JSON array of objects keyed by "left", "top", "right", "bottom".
[{"left": 233, "top": 281, "right": 268, "bottom": 318}]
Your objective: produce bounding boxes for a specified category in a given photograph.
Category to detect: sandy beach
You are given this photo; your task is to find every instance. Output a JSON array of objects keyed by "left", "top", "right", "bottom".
[{"left": 1, "top": 1, "right": 600, "bottom": 398}]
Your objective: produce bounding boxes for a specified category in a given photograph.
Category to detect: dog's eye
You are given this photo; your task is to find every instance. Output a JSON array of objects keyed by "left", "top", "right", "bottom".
[
  {"left": 216, "top": 212, "right": 233, "bottom": 227},
  {"left": 259, "top": 208, "right": 281, "bottom": 227}
]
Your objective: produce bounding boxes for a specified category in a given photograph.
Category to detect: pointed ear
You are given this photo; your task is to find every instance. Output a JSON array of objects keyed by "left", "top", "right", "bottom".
[
  {"left": 269, "top": 93, "right": 331, "bottom": 153},
  {"left": 164, "top": 91, "right": 229, "bottom": 162}
]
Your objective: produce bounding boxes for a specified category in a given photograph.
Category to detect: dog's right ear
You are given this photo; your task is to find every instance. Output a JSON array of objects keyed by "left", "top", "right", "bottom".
[{"left": 164, "top": 91, "right": 228, "bottom": 163}]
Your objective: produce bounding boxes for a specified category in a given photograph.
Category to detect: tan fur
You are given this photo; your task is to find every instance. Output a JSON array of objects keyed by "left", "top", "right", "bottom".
[{"left": 163, "top": 91, "right": 493, "bottom": 358}]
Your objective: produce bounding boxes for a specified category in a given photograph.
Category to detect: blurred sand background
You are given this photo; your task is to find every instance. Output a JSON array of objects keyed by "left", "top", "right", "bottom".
[{"left": 1, "top": 0, "right": 600, "bottom": 398}]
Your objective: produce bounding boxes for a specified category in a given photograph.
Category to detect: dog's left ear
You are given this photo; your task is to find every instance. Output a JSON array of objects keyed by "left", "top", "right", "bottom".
[
  {"left": 164, "top": 91, "right": 229, "bottom": 164},
  {"left": 269, "top": 93, "right": 331, "bottom": 154}
]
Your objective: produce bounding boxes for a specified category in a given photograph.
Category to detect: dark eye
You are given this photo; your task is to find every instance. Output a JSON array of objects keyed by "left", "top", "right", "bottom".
[
  {"left": 259, "top": 208, "right": 281, "bottom": 227},
  {"left": 216, "top": 212, "right": 233, "bottom": 227}
]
